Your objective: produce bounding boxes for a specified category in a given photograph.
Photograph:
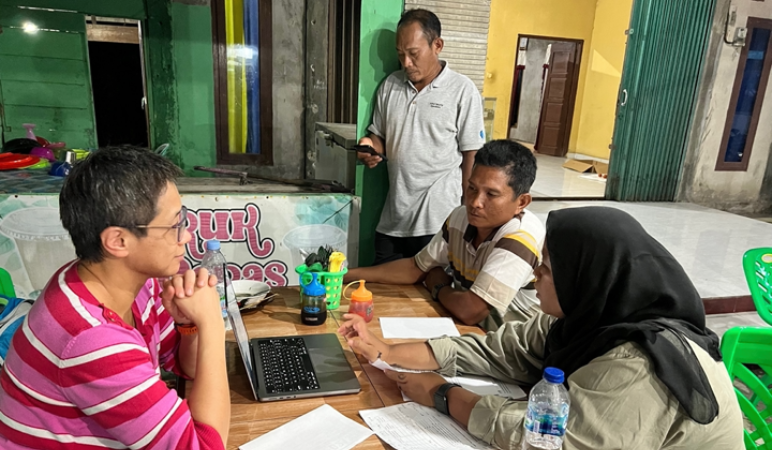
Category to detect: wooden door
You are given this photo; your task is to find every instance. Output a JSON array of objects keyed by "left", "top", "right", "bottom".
[{"left": 535, "top": 41, "right": 580, "bottom": 156}]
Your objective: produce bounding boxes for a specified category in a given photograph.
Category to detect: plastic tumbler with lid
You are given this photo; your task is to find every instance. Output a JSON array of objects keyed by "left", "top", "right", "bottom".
[
  {"left": 300, "top": 272, "right": 328, "bottom": 326},
  {"left": 343, "top": 280, "right": 374, "bottom": 322},
  {"left": 0, "top": 207, "right": 76, "bottom": 295}
]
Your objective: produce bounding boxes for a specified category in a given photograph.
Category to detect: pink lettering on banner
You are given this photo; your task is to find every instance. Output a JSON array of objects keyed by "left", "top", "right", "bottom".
[
  {"left": 240, "top": 263, "right": 263, "bottom": 282},
  {"left": 264, "top": 262, "right": 289, "bottom": 286},
  {"left": 182, "top": 203, "right": 286, "bottom": 286},
  {"left": 198, "top": 211, "right": 231, "bottom": 241},
  {"left": 226, "top": 264, "right": 241, "bottom": 281},
  {"left": 233, "top": 204, "right": 274, "bottom": 258},
  {"left": 178, "top": 260, "right": 289, "bottom": 286},
  {"left": 229, "top": 209, "right": 254, "bottom": 241}
]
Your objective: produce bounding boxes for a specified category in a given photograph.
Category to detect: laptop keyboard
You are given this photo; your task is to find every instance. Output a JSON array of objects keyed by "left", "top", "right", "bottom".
[{"left": 258, "top": 338, "right": 321, "bottom": 394}]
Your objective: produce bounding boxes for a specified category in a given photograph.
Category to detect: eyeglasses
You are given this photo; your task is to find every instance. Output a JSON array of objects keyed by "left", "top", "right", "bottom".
[{"left": 127, "top": 206, "right": 188, "bottom": 243}]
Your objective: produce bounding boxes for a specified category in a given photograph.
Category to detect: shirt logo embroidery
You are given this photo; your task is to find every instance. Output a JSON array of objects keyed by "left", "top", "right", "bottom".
[{"left": 430, "top": 103, "right": 444, "bottom": 108}]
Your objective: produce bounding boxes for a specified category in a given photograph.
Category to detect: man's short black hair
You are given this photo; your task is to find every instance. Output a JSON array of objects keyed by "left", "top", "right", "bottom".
[
  {"left": 474, "top": 140, "right": 537, "bottom": 198},
  {"left": 398, "top": 9, "right": 441, "bottom": 43},
  {"left": 60, "top": 146, "right": 182, "bottom": 263}
]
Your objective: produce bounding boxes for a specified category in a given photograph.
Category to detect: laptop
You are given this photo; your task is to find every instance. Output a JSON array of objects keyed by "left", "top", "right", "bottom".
[{"left": 226, "top": 286, "right": 361, "bottom": 402}]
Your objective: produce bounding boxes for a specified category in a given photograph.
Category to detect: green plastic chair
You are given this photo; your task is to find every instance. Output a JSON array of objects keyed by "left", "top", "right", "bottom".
[
  {"left": 721, "top": 326, "right": 772, "bottom": 449},
  {"left": 0, "top": 268, "right": 15, "bottom": 298},
  {"left": 743, "top": 248, "right": 772, "bottom": 326}
]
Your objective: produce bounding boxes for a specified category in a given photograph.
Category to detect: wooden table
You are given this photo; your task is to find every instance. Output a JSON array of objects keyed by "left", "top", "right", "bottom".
[{"left": 222, "top": 283, "right": 484, "bottom": 449}]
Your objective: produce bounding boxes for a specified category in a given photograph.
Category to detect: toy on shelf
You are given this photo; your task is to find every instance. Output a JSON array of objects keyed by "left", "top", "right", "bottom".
[
  {"left": 2, "top": 138, "right": 38, "bottom": 154},
  {"left": 30, "top": 147, "right": 56, "bottom": 162},
  {"left": 22, "top": 123, "right": 36, "bottom": 141},
  {"left": 0, "top": 153, "right": 40, "bottom": 170}
]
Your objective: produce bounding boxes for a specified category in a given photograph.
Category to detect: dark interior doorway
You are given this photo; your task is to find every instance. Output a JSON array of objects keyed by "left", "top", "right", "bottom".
[
  {"left": 88, "top": 41, "right": 148, "bottom": 147},
  {"left": 508, "top": 35, "right": 582, "bottom": 157}
]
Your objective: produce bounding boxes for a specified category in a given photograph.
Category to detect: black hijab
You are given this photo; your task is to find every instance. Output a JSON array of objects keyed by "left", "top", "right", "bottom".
[{"left": 543, "top": 207, "right": 721, "bottom": 425}]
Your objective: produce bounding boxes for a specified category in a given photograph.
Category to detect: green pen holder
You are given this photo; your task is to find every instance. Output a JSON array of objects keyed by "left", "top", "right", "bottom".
[{"left": 296, "top": 265, "right": 348, "bottom": 310}]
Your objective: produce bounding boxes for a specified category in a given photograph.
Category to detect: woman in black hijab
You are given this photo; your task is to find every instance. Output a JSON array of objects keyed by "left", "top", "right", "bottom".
[
  {"left": 545, "top": 206, "right": 722, "bottom": 425},
  {"left": 339, "top": 206, "right": 744, "bottom": 449}
]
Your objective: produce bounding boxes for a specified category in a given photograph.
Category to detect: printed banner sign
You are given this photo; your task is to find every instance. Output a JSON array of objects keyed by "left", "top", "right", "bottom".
[{"left": 0, "top": 194, "right": 356, "bottom": 298}]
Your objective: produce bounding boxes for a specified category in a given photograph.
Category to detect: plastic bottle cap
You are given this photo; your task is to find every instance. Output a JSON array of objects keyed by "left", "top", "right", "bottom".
[
  {"left": 543, "top": 367, "right": 565, "bottom": 384},
  {"left": 206, "top": 240, "right": 221, "bottom": 251},
  {"left": 350, "top": 280, "right": 372, "bottom": 302},
  {"left": 301, "top": 272, "right": 326, "bottom": 297}
]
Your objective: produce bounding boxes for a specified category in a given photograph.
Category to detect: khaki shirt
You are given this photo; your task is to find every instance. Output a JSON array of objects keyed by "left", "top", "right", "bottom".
[{"left": 428, "top": 313, "right": 744, "bottom": 450}]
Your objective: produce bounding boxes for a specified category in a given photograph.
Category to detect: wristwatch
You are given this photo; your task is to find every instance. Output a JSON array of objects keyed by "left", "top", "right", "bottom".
[
  {"left": 431, "top": 282, "right": 448, "bottom": 301},
  {"left": 433, "top": 383, "right": 461, "bottom": 416}
]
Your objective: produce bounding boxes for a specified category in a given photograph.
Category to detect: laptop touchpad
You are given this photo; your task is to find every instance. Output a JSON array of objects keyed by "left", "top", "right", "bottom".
[{"left": 309, "top": 348, "right": 351, "bottom": 373}]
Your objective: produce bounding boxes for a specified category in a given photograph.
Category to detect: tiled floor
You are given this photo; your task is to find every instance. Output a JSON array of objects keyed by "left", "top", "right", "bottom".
[
  {"left": 706, "top": 312, "right": 768, "bottom": 340},
  {"left": 530, "top": 153, "right": 607, "bottom": 198},
  {"left": 527, "top": 200, "right": 772, "bottom": 299}
]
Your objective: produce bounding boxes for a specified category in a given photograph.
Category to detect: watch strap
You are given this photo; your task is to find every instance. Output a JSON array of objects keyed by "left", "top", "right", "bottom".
[
  {"left": 433, "top": 382, "right": 461, "bottom": 416},
  {"left": 175, "top": 323, "right": 198, "bottom": 336},
  {"left": 432, "top": 283, "right": 448, "bottom": 301}
]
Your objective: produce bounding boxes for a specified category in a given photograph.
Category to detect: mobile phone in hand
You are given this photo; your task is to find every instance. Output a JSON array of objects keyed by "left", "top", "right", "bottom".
[{"left": 350, "top": 145, "right": 388, "bottom": 162}]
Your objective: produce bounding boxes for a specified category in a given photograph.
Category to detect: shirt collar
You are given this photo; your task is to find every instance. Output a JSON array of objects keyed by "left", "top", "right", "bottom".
[
  {"left": 462, "top": 211, "right": 525, "bottom": 244},
  {"left": 403, "top": 60, "right": 449, "bottom": 89},
  {"left": 66, "top": 261, "right": 141, "bottom": 330},
  {"left": 463, "top": 223, "right": 503, "bottom": 244}
]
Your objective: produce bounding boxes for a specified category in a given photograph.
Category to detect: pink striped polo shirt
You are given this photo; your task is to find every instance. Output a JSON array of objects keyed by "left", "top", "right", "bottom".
[{"left": 0, "top": 261, "right": 224, "bottom": 450}]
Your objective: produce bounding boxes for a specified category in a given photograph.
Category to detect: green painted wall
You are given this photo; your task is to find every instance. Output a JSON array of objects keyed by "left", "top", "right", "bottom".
[
  {"left": 0, "top": 6, "right": 97, "bottom": 148},
  {"left": 169, "top": 1, "right": 216, "bottom": 174},
  {"left": 144, "top": 0, "right": 179, "bottom": 161},
  {"left": 355, "top": 0, "right": 402, "bottom": 266},
  {"left": 0, "top": 0, "right": 216, "bottom": 177},
  {"left": 143, "top": 0, "right": 216, "bottom": 175},
  {"left": 0, "top": 0, "right": 146, "bottom": 19}
]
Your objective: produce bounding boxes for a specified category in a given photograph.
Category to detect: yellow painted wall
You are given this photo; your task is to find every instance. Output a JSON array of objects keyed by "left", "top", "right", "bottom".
[
  {"left": 483, "top": 0, "right": 598, "bottom": 151},
  {"left": 574, "top": 0, "right": 633, "bottom": 159}
]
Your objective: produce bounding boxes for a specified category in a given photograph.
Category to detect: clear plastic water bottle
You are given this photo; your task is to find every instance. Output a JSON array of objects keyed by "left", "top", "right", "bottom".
[
  {"left": 200, "top": 240, "right": 235, "bottom": 330},
  {"left": 524, "top": 367, "right": 570, "bottom": 449}
]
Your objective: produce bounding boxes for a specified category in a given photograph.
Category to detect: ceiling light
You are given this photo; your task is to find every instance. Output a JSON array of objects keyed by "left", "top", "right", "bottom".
[{"left": 22, "top": 21, "right": 39, "bottom": 33}]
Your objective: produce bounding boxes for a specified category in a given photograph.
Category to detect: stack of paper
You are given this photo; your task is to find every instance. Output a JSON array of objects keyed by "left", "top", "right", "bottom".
[
  {"left": 380, "top": 317, "right": 461, "bottom": 339},
  {"left": 240, "top": 404, "right": 373, "bottom": 450},
  {"left": 360, "top": 403, "right": 495, "bottom": 450}
]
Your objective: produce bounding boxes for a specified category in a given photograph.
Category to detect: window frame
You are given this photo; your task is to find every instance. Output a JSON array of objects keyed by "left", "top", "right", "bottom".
[
  {"left": 715, "top": 17, "right": 772, "bottom": 172},
  {"left": 211, "top": 0, "right": 274, "bottom": 165},
  {"left": 327, "top": 0, "right": 360, "bottom": 124}
]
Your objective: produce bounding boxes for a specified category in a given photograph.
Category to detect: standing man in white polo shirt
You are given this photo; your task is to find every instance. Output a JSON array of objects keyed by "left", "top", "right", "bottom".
[{"left": 358, "top": 9, "right": 486, "bottom": 265}]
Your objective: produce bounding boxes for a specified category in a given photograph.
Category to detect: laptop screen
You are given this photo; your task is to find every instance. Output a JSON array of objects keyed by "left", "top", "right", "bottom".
[{"left": 226, "top": 287, "right": 259, "bottom": 399}]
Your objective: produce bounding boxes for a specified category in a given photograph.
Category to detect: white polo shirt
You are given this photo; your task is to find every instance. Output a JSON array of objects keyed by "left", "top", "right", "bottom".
[{"left": 368, "top": 61, "right": 485, "bottom": 238}]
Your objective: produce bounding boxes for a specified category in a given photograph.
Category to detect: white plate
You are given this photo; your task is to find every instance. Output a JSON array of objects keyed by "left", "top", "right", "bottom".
[{"left": 231, "top": 280, "right": 271, "bottom": 307}]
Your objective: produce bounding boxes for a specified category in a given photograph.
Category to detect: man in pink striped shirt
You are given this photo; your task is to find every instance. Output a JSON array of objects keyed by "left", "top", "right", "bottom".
[{"left": 0, "top": 147, "right": 230, "bottom": 449}]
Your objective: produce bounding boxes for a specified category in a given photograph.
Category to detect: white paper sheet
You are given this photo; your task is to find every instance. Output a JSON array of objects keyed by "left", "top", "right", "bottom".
[
  {"left": 360, "top": 403, "right": 495, "bottom": 450},
  {"left": 369, "top": 358, "right": 434, "bottom": 373},
  {"left": 402, "top": 374, "right": 526, "bottom": 401},
  {"left": 380, "top": 317, "right": 461, "bottom": 339},
  {"left": 240, "top": 404, "right": 373, "bottom": 450}
]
